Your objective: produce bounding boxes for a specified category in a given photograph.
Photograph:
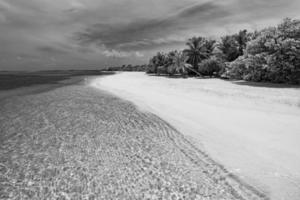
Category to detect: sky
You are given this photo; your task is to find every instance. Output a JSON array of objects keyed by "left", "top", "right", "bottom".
[{"left": 0, "top": 0, "right": 300, "bottom": 70}]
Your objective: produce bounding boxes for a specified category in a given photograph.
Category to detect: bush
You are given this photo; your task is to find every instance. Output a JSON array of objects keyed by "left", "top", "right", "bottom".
[
  {"left": 167, "top": 65, "right": 176, "bottom": 76},
  {"left": 224, "top": 18, "right": 300, "bottom": 84},
  {"left": 265, "top": 38, "right": 300, "bottom": 83},
  {"left": 157, "top": 66, "right": 167, "bottom": 75},
  {"left": 146, "top": 65, "right": 156, "bottom": 74},
  {"left": 243, "top": 54, "right": 268, "bottom": 82},
  {"left": 198, "top": 58, "right": 224, "bottom": 77},
  {"left": 223, "top": 56, "right": 247, "bottom": 79}
]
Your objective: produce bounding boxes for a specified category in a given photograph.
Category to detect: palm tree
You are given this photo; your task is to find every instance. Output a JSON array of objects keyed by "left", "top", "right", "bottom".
[
  {"left": 148, "top": 52, "right": 166, "bottom": 73},
  {"left": 170, "top": 51, "right": 202, "bottom": 76},
  {"left": 183, "top": 37, "right": 215, "bottom": 73},
  {"left": 218, "top": 31, "right": 248, "bottom": 62}
]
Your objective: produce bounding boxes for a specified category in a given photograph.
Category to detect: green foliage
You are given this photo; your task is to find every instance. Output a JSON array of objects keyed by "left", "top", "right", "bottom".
[
  {"left": 106, "top": 64, "right": 146, "bottom": 72},
  {"left": 224, "top": 57, "right": 247, "bottom": 79},
  {"left": 224, "top": 18, "right": 300, "bottom": 84},
  {"left": 217, "top": 30, "right": 250, "bottom": 62},
  {"left": 245, "top": 27, "right": 277, "bottom": 55},
  {"left": 147, "top": 50, "right": 194, "bottom": 76},
  {"left": 219, "top": 36, "right": 240, "bottom": 62},
  {"left": 147, "top": 52, "right": 167, "bottom": 73},
  {"left": 157, "top": 66, "right": 167, "bottom": 75},
  {"left": 235, "top": 30, "right": 249, "bottom": 55},
  {"left": 277, "top": 18, "right": 300, "bottom": 40},
  {"left": 166, "top": 65, "right": 176, "bottom": 76},
  {"left": 266, "top": 38, "right": 300, "bottom": 83},
  {"left": 183, "top": 37, "right": 216, "bottom": 72},
  {"left": 146, "top": 18, "right": 300, "bottom": 84},
  {"left": 146, "top": 64, "right": 156, "bottom": 74},
  {"left": 243, "top": 54, "right": 269, "bottom": 82},
  {"left": 171, "top": 51, "right": 191, "bottom": 75},
  {"left": 224, "top": 54, "right": 268, "bottom": 81},
  {"left": 198, "top": 57, "right": 224, "bottom": 77}
]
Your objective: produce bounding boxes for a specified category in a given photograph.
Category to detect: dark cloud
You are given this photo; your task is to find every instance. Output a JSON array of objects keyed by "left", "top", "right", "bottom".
[
  {"left": 37, "top": 46, "right": 68, "bottom": 55},
  {"left": 75, "top": 2, "right": 230, "bottom": 51},
  {"left": 1, "top": 0, "right": 300, "bottom": 70},
  {"left": 177, "top": 2, "right": 222, "bottom": 18}
]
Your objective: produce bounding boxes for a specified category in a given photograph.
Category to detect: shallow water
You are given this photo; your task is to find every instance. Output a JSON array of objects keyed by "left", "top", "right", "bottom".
[{"left": 0, "top": 82, "right": 265, "bottom": 199}]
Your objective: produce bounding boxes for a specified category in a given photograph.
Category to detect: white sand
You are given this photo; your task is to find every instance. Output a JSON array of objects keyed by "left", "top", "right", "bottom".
[{"left": 91, "top": 72, "right": 300, "bottom": 200}]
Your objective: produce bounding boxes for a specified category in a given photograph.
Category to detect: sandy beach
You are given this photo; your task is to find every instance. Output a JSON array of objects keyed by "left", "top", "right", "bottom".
[
  {"left": 91, "top": 72, "right": 300, "bottom": 200},
  {"left": 0, "top": 77, "right": 267, "bottom": 199},
  {"left": 2, "top": 0, "right": 300, "bottom": 199}
]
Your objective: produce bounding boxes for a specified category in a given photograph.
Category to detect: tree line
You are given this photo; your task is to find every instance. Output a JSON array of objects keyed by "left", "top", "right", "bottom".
[
  {"left": 105, "top": 64, "right": 147, "bottom": 72},
  {"left": 146, "top": 18, "right": 300, "bottom": 84}
]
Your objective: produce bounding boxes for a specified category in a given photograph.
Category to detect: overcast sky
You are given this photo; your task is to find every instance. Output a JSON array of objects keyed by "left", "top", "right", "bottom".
[{"left": 1, "top": 0, "right": 300, "bottom": 70}]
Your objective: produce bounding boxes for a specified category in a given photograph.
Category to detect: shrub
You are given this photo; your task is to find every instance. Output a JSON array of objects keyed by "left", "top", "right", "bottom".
[
  {"left": 218, "top": 36, "right": 240, "bottom": 62},
  {"left": 266, "top": 38, "right": 300, "bottom": 83},
  {"left": 146, "top": 64, "right": 156, "bottom": 74},
  {"left": 225, "top": 18, "right": 300, "bottom": 84},
  {"left": 167, "top": 65, "right": 176, "bottom": 76},
  {"left": 243, "top": 54, "right": 268, "bottom": 82},
  {"left": 157, "top": 66, "right": 167, "bottom": 75},
  {"left": 223, "top": 56, "right": 247, "bottom": 79},
  {"left": 198, "top": 57, "right": 224, "bottom": 77},
  {"left": 218, "top": 30, "right": 250, "bottom": 62}
]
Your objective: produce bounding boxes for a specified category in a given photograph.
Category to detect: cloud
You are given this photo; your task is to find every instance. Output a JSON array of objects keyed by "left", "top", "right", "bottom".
[
  {"left": 75, "top": 2, "right": 229, "bottom": 51},
  {"left": 0, "top": 0, "right": 12, "bottom": 10},
  {"left": 1, "top": 0, "right": 300, "bottom": 70},
  {"left": 37, "top": 46, "right": 68, "bottom": 55},
  {"left": 64, "top": 0, "right": 86, "bottom": 13},
  {"left": 102, "top": 49, "right": 144, "bottom": 58},
  {"left": 102, "top": 50, "right": 130, "bottom": 58}
]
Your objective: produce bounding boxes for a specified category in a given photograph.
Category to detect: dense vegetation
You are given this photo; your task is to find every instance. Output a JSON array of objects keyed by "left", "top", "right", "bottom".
[
  {"left": 105, "top": 64, "right": 147, "bottom": 72},
  {"left": 146, "top": 18, "right": 300, "bottom": 84}
]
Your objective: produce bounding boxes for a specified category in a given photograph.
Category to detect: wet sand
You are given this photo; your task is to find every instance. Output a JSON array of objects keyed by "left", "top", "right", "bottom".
[{"left": 0, "top": 79, "right": 266, "bottom": 199}]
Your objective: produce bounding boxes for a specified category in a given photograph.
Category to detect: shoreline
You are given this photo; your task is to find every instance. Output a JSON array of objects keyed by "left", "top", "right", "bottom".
[
  {"left": 146, "top": 113, "right": 268, "bottom": 199},
  {"left": 0, "top": 71, "right": 115, "bottom": 101},
  {"left": 0, "top": 76, "right": 82, "bottom": 101},
  {"left": 91, "top": 72, "right": 300, "bottom": 200},
  {"left": 0, "top": 78, "right": 266, "bottom": 199}
]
